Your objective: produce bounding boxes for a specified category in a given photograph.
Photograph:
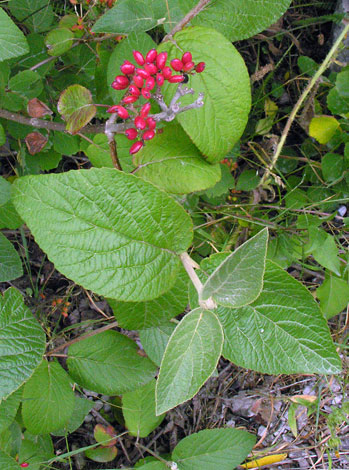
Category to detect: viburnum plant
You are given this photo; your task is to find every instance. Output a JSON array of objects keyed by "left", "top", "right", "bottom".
[{"left": 0, "top": 0, "right": 345, "bottom": 469}]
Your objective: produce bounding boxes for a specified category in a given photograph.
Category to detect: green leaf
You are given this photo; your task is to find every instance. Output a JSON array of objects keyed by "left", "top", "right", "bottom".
[
  {"left": 0, "top": 389, "right": 22, "bottom": 434},
  {"left": 108, "top": 266, "right": 188, "bottom": 330},
  {"left": 321, "top": 153, "right": 344, "bottom": 182},
  {"left": 309, "top": 116, "right": 340, "bottom": 144},
  {"left": 85, "top": 133, "right": 134, "bottom": 172},
  {"left": 158, "top": 27, "right": 251, "bottom": 163},
  {"left": 156, "top": 308, "right": 223, "bottom": 415},
  {"left": 0, "top": 8, "right": 29, "bottom": 62},
  {"left": 107, "top": 32, "right": 156, "bottom": 105},
  {"left": 236, "top": 169, "right": 260, "bottom": 191},
  {"left": 67, "top": 331, "right": 157, "bottom": 395},
  {"left": 12, "top": 168, "right": 193, "bottom": 301},
  {"left": 0, "top": 288, "right": 45, "bottom": 400},
  {"left": 336, "top": 69, "right": 349, "bottom": 98},
  {"left": 317, "top": 271, "right": 349, "bottom": 319},
  {"left": 327, "top": 87, "right": 349, "bottom": 115},
  {"left": 9, "top": 0, "right": 53, "bottom": 33},
  {"left": 172, "top": 428, "right": 256, "bottom": 470},
  {"left": 92, "top": 0, "right": 163, "bottom": 33},
  {"left": 122, "top": 380, "right": 165, "bottom": 437},
  {"left": 0, "top": 233, "right": 23, "bottom": 282},
  {"left": 57, "top": 85, "right": 96, "bottom": 134},
  {"left": 0, "top": 177, "right": 23, "bottom": 230},
  {"left": 200, "top": 228, "right": 268, "bottom": 308},
  {"left": 19, "top": 433, "right": 54, "bottom": 469},
  {"left": 0, "top": 420, "right": 21, "bottom": 457},
  {"left": 139, "top": 323, "right": 175, "bottom": 366},
  {"left": 8, "top": 70, "right": 43, "bottom": 101},
  {"left": 52, "top": 397, "right": 95, "bottom": 436},
  {"left": 305, "top": 227, "right": 341, "bottom": 276},
  {"left": 0, "top": 124, "right": 5, "bottom": 147},
  {"left": 133, "top": 123, "right": 221, "bottom": 194},
  {"left": 53, "top": 132, "right": 80, "bottom": 156},
  {"left": 45, "top": 28, "right": 74, "bottom": 57},
  {"left": 85, "top": 445, "right": 117, "bottom": 463},
  {"left": 165, "top": 0, "right": 291, "bottom": 42},
  {"left": 0, "top": 449, "right": 19, "bottom": 470},
  {"left": 22, "top": 360, "right": 75, "bottom": 434},
  {"left": 298, "top": 56, "right": 319, "bottom": 76},
  {"left": 135, "top": 463, "right": 167, "bottom": 470},
  {"left": 219, "top": 260, "right": 341, "bottom": 375}
]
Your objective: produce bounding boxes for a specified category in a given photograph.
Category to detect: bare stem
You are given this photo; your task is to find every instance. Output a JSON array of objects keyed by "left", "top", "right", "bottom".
[
  {"left": 164, "top": 0, "right": 212, "bottom": 40},
  {"left": 105, "top": 113, "right": 122, "bottom": 170},
  {"left": 260, "top": 20, "right": 349, "bottom": 186}
]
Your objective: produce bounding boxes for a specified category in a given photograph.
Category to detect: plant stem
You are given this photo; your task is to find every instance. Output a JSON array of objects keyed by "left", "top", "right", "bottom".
[
  {"left": 260, "top": 20, "right": 349, "bottom": 186},
  {"left": 105, "top": 113, "right": 122, "bottom": 170},
  {"left": 164, "top": 0, "right": 212, "bottom": 40}
]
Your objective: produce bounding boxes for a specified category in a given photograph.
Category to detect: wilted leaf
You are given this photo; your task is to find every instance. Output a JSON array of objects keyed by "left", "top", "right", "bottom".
[
  {"left": 25, "top": 132, "right": 48, "bottom": 155},
  {"left": 27, "top": 98, "right": 52, "bottom": 118}
]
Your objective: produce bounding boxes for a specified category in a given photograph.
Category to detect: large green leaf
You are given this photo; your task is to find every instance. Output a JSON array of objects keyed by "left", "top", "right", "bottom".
[
  {"left": 12, "top": 168, "right": 193, "bottom": 302},
  {"left": 0, "top": 8, "right": 29, "bottom": 62},
  {"left": 107, "top": 32, "right": 156, "bottom": 105},
  {"left": 109, "top": 266, "right": 188, "bottom": 330},
  {"left": 22, "top": 360, "right": 75, "bottom": 434},
  {"left": 133, "top": 123, "right": 221, "bottom": 194},
  {"left": 0, "top": 288, "right": 45, "bottom": 400},
  {"left": 0, "top": 233, "right": 23, "bottom": 282},
  {"left": 172, "top": 428, "right": 255, "bottom": 470},
  {"left": 164, "top": 0, "right": 291, "bottom": 41},
  {"left": 9, "top": 0, "right": 53, "bottom": 33},
  {"left": 92, "top": 0, "right": 164, "bottom": 33},
  {"left": 158, "top": 27, "right": 250, "bottom": 162},
  {"left": 67, "top": 330, "right": 157, "bottom": 395},
  {"left": 200, "top": 228, "right": 268, "bottom": 307},
  {"left": 122, "top": 380, "right": 165, "bottom": 437},
  {"left": 0, "top": 449, "right": 19, "bottom": 470},
  {"left": 0, "top": 389, "right": 22, "bottom": 434},
  {"left": 156, "top": 308, "right": 223, "bottom": 415},
  {"left": 52, "top": 397, "right": 95, "bottom": 436},
  {"left": 219, "top": 261, "right": 341, "bottom": 375},
  {"left": 139, "top": 323, "right": 175, "bottom": 366}
]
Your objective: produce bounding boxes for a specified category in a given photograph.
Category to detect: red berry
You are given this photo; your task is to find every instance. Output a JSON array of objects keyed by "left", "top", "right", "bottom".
[
  {"left": 182, "top": 51, "right": 192, "bottom": 64},
  {"left": 162, "top": 66, "right": 172, "bottom": 79},
  {"left": 146, "top": 48, "right": 157, "bottom": 63},
  {"left": 136, "top": 68, "right": 149, "bottom": 79},
  {"left": 111, "top": 81, "right": 128, "bottom": 90},
  {"left": 20, "top": 464, "right": 29, "bottom": 468},
  {"left": 183, "top": 61, "right": 195, "bottom": 72},
  {"left": 170, "top": 58, "right": 183, "bottom": 71},
  {"left": 140, "top": 102, "right": 151, "bottom": 118},
  {"left": 156, "top": 51, "right": 168, "bottom": 70},
  {"left": 114, "top": 75, "right": 129, "bottom": 87},
  {"left": 156, "top": 73, "right": 165, "bottom": 86},
  {"left": 128, "top": 84, "right": 140, "bottom": 96},
  {"left": 146, "top": 117, "right": 156, "bottom": 130},
  {"left": 133, "top": 75, "right": 144, "bottom": 88},
  {"left": 123, "top": 95, "right": 138, "bottom": 104},
  {"left": 144, "top": 63, "right": 158, "bottom": 75},
  {"left": 143, "top": 130, "right": 155, "bottom": 140},
  {"left": 141, "top": 88, "right": 151, "bottom": 99},
  {"left": 125, "top": 128, "right": 138, "bottom": 140},
  {"left": 106, "top": 105, "right": 119, "bottom": 113},
  {"left": 168, "top": 75, "right": 185, "bottom": 83},
  {"left": 133, "top": 50, "right": 145, "bottom": 66},
  {"left": 120, "top": 61, "right": 135, "bottom": 75},
  {"left": 115, "top": 105, "right": 129, "bottom": 119},
  {"left": 145, "top": 76, "right": 155, "bottom": 90},
  {"left": 195, "top": 62, "right": 205, "bottom": 73},
  {"left": 134, "top": 116, "right": 147, "bottom": 130},
  {"left": 129, "top": 140, "right": 144, "bottom": 154}
]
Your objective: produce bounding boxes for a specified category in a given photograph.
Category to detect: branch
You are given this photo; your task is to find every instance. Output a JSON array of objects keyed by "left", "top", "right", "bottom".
[{"left": 163, "top": 0, "right": 212, "bottom": 40}]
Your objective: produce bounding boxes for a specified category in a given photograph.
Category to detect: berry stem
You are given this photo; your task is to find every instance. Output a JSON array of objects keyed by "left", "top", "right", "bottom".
[
  {"left": 163, "top": 0, "right": 212, "bottom": 41},
  {"left": 105, "top": 113, "right": 122, "bottom": 170}
]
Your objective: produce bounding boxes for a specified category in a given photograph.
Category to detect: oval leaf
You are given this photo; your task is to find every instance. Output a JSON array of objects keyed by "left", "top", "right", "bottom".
[
  {"left": 122, "top": 380, "right": 165, "bottom": 438},
  {"left": 57, "top": 85, "right": 96, "bottom": 134},
  {"left": 133, "top": 123, "right": 221, "bottom": 194},
  {"left": 52, "top": 397, "right": 95, "bottom": 436},
  {"left": 85, "top": 445, "right": 117, "bottom": 463},
  {"left": 12, "top": 168, "right": 193, "bottom": 302},
  {"left": 219, "top": 260, "right": 341, "bottom": 375},
  {"left": 22, "top": 360, "right": 75, "bottom": 434},
  {"left": 139, "top": 323, "right": 175, "bottom": 366},
  {"left": 158, "top": 27, "right": 251, "bottom": 163},
  {"left": 172, "top": 428, "right": 256, "bottom": 470},
  {"left": 200, "top": 228, "right": 268, "bottom": 307},
  {"left": 156, "top": 308, "right": 223, "bottom": 415},
  {"left": 0, "top": 8, "right": 29, "bottom": 61},
  {"left": 0, "top": 389, "right": 22, "bottom": 434},
  {"left": 0, "top": 233, "right": 23, "bottom": 282},
  {"left": 309, "top": 115, "right": 340, "bottom": 144},
  {"left": 0, "top": 288, "right": 45, "bottom": 400},
  {"left": 67, "top": 330, "right": 157, "bottom": 395}
]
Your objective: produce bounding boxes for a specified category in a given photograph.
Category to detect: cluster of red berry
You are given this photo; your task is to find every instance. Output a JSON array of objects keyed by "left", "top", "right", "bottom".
[{"left": 107, "top": 49, "right": 205, "bottom": 155}]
